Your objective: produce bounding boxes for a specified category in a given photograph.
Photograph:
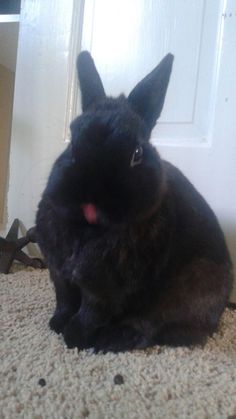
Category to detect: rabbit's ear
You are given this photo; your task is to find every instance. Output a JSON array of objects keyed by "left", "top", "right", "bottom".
[
  {"left": 77, "top": 51, "right": 106, "bottom": 112},
  {"left": 128, "top": 54, "right": 174, "bottom": 131}
]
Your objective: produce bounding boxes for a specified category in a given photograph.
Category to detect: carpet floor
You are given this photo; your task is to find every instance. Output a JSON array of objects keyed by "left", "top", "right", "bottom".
[{"left": 1, "top": 268, "right": 236, "bottom": 419}]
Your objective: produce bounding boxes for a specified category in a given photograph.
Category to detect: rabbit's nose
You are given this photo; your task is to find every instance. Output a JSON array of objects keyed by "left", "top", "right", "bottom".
[{"left": 81, "top": 203, "right": 98, "bottom": 224}]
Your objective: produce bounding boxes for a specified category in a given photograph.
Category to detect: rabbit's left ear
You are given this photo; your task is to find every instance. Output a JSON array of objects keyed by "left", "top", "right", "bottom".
[
  {"left": 128, "top": 54, "right": 174, "bottom": 132},
  {"left": 77, "top": 51, "right": 106, "bottom": 112}
]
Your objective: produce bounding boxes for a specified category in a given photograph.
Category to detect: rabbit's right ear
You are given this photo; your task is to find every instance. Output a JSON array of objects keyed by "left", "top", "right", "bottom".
[
  {"left": 77, "top": 51, "right": 106, "bottom": 112},
  {"left": 128, "top": 54, "right": 174, "bottom": 132}
]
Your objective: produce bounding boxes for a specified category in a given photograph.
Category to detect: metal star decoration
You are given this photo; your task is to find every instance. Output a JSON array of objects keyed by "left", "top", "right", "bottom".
[{"left": 0, "top": 219, "right": 46, "bottom": 274}]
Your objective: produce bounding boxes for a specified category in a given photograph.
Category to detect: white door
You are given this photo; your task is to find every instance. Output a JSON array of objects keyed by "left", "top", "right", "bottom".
[
  {"left": 79, "top": 0, "right": 236, "bottom": 300},
  {"left": 6, "top": 0, "right": 236, "bottom": 300}
]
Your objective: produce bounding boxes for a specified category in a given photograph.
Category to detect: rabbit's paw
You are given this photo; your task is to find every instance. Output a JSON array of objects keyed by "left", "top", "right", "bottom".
[
  {"left": 93, "top": 325, "right": 148, "bottom": 354},
  {"left": 49, "top": 308, "right": 74, "bottom": 334},
  {"left": 63, "top": 315, "right": 90, "bottom": 349}
]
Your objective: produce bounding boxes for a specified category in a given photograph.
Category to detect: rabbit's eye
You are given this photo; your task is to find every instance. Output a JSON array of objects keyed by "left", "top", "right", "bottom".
[{"left": 130, "top": 146, "right": 143, "bottom": 167}]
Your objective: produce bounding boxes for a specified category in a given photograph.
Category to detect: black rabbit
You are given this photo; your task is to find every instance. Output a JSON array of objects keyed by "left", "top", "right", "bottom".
[{"left": 36, "top": 51, "right": 233, "bottom": 353}]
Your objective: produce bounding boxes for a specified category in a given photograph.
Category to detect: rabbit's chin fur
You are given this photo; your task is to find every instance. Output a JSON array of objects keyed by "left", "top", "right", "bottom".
[{"left": 36, "top": 51, "right": 233, "bottom": 353}]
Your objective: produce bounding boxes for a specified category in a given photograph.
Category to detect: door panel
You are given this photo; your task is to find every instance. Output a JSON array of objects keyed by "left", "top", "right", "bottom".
[
  {"left": 80, "top": 0, "right": 236, "bottom": 301},
  {"left": 82, "top": 0, "right": 222, "bottom": 145}
]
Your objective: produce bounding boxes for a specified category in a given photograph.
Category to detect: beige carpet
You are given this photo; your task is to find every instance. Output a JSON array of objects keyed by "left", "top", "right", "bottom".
[{"left": 1, "top": 268, "right": 236, "bottom": 419}]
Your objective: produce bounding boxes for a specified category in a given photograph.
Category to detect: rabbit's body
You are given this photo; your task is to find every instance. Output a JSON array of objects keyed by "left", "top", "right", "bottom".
[{"left": 36, "top": 52, "right": 233, "bottom": 352}]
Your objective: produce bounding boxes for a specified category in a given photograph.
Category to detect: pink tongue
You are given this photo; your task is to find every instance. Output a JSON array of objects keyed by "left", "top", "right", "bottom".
[{"left": 81, "top": 204, "right": 98, "bottom": 224}]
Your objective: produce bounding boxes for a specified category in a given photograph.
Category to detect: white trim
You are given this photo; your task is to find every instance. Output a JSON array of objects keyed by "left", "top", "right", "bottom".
[
  {"left": 206, "top": 0, "right": 227, "bottom": 147},
  {"left": 63, "top": 0, "right": 85, "bottom": 143},
  {"left": 0, "top": 14, "right": 20, "bottom": 23},
  {"left": 152, "top": 135, "right": 211, "bottom": 148}
]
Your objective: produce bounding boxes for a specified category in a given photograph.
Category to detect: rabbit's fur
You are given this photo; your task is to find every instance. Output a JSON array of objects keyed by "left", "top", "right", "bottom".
[{"left": 36, "top": 51, "right": 233, "bottom": 353}]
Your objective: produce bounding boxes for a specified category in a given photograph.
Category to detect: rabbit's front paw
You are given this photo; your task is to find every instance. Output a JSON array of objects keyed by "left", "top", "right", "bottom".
[
  {"left": 49, "top": 308, "right": 73, "bottom": 334},
  {"left": 63, "top": 315, "right": 90, "bottom": 349},
  {"left": 93, "top": 325, "right": 148, "bottom": 354}
]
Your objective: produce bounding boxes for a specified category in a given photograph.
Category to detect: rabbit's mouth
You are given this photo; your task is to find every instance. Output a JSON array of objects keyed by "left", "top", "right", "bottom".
[
  {"left": 81, "top": 203, "right": 98, "bottom": 224},
  {"left": 80, "top": 198, "right": 161, "bottom": 226}
]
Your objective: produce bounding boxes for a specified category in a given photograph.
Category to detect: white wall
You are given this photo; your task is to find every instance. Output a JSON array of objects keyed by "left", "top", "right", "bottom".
[
  {"left": 0, "top": 64, "right": 15, "bottom": 223},
  {"left": 0, "top": 22, "right": 19, "bottom": 71}
]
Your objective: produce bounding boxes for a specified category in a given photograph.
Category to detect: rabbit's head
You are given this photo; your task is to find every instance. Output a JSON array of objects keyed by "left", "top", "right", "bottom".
[{"left": 70, "top": 51, "right": 174, "bottom": 225}]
